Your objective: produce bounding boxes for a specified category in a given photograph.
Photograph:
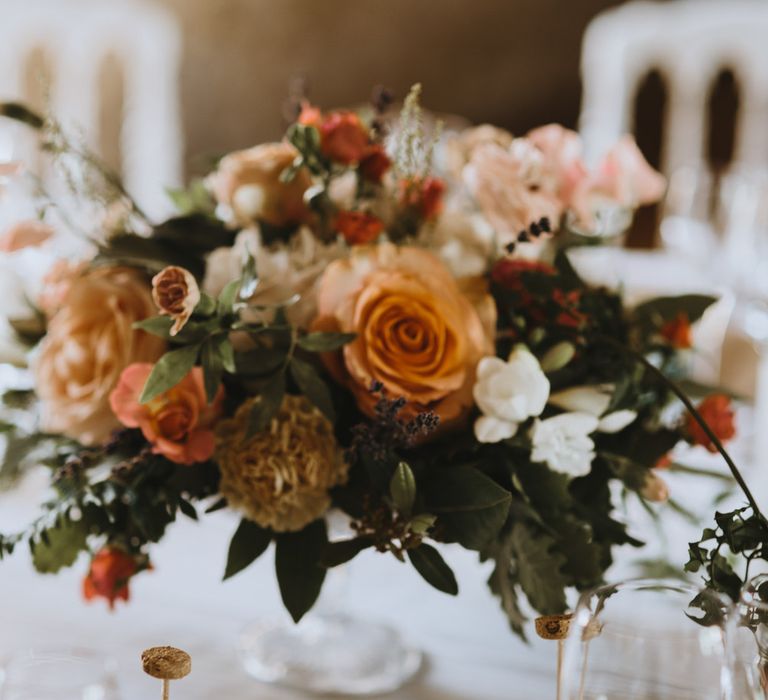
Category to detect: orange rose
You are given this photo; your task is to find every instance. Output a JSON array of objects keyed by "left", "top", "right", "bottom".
[
  {"left": 208, "top": 142, "right": 312, "bottom": 228},
  {"left": 313, "top": 243, "right": 495, "bottom": 424},
  {"left": 35, "top": 266, "right": 166, "bottom": 445},
  {"left": 109, "top": 364, "right": 224, "bottom": 465},
  {"left": 83, "top": 547, "right": 138, "bottom": 609},
  {"left": 660, "top": 313, "right": 693, "bottom": 349},
  {"left": 334, "top": 211, "right": 384, "bottom": 245},
  {"left": 687, "top": 394, "right": 736, "bottom": 453},
  {"left": 319, "top": 111, "right": 370, "bottom": 165}
]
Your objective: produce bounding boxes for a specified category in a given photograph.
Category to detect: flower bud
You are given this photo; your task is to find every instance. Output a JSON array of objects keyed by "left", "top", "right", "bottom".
[
  {"left": 152, "top": 266, "right": 201, "bottom": 336},
  {"left": 641, "top": 472, "right": 669, "bottom": 503}
]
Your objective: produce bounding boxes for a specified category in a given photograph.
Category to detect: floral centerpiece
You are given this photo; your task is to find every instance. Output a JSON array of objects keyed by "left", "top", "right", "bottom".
[{"left": 0, "top": 87, "right": 734, "bottom": 637}]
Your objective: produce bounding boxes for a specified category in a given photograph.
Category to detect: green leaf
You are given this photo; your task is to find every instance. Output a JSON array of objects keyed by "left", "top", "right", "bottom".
[
  {"left": 275, "top": 519, "right": 328, "bottom": 622},
  {"left": 0, "top": 102, "right": 44, "bottom": 129},
  {"left": 201, "top": 339, "right": 223, "bottom": 403},
  {"left": 140, "top": 344, "right": 201, "bottom": 404},
  {"left": 289, "top": 357, "right": 335, "bottom": 423},
  {"left": 633, "top": 294, "right": 717, "bottom": 327},
  {"left": 390, "top": 461, "right": 416, "bottom": 515},
  {"left": 297, "top": 332, "right": 357, "bottom": 352},
  {"left": 134, "top": 315, "right": 174, "bottom": 338},
  {"left": 178, "top": 498, "right": 198, "bottom": 520},
  {"left": 217, "top": 280, "right": 241, "bottom": 315},
  {"left": 320, "top": 537, "right": 374, "bottom": 568},
  {"left": 424, "top": 467, "right": 512, "bottom": 550},
  {"left": 223, "top": 519, "right": 272, "bottom": 580},
  {"left": 511, "top": 523, "right": 568, "bottom": 615},
  {"left": 31, "top": 519, "right": 88, "bottom": 574},
  {"left": 246, "top": 373, "right": 285, "bottom": 438},
  {"left": 408, "top": 513, "right": 436, "bottom": 536},
  {"left": 407, "top": 544, "right": 459, "bottom": 595}
]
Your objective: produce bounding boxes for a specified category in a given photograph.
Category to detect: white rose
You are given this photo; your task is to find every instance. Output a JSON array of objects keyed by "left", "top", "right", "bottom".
[
  {"left": 473, "top": 347, "right": 550, "bottom": 443},
  {"left": 530, "top": 412, "right": 599, "bottom": 477},
  {"left": 549, "top": 384, "right": 637, "bottom": 434}
]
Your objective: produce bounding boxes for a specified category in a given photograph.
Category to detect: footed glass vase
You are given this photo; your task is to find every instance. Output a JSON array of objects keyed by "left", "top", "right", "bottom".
[{"left": 238, "top": 521, "right": 422, "bottom": 695}]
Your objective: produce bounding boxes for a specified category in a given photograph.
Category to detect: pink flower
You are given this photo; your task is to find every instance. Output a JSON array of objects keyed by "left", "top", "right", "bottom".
[
  {"left": 109, "top": 364, "right": 224, "bottom": 465},
  {"left": 0, "top": 220, "right": 53, "bottom": 252},
  {"left": 463, "top": 141, "right": 563, "bottom": 247},
  {"left": 526, "top": 124, "right": 589, "bottom": 205},
  {"left": 570, "top": 136, "right": 666, "bottom": 228}
]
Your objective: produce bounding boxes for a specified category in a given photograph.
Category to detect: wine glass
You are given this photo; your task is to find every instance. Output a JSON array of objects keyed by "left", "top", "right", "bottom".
[
  {"left": 734, "top": 573, "right": 768, "bottom": 699},
  {"left": 560, "top": 578, "right": 734, "bottom": 700},
  {"left": 0, "top": 648, "right": 120, "bottom": 700}
]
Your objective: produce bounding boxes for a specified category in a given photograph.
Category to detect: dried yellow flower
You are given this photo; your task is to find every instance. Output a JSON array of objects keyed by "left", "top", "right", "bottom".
[{"left": 215, "top": 394, "right": 348, "bottom": 532}]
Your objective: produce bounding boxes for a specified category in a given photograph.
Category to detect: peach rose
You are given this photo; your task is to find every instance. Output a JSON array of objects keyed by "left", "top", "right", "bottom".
[
  {"left": 0, "top": 219, "right": 53, "bottom": 252},
  {"left": 152, "top": 266, "right": 201, "bottom": 336},
  {"left": 35, "top": 266, "right": 166, "bottom": 445},
  {"left": 38, "top": 259, "right": 88, "bottom": 317},
  {"left": 313, "top": 243, "right": 495, "bottom": 424},
  {"left": 208, "top": 142, "right": 312, "bottom": 228},
  {"left": 110, "top": 364, "right": 224, "bottom": 464}
]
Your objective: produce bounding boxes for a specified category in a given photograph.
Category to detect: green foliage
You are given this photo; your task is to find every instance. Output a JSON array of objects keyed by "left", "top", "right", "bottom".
[
  {"left": 246, "top": 373, "right": 286, "bottom": 438},
  {"left": 166, "top": 179, "right": 216, "bottom": 217},
  {"left": 510, "top": 523, "right": 568, "bottom": 615},
  {"left": 31, "top": 518, "right": 89, "bottom": 574},
  {"left": 275, "top": 520, "right": 329, "bottom": 623},
  {"left": 297, "top": 332, "right": 357, "bottom": 353},
  {"left": 424, "top": 466, "right": 512, "bottom": 551},
  {"left": 223, "top": 519, "right": 272, "bottom": 580},
  {"left": 139, "top": 344, "right": 201, "bottom": 404},
  {"left": 289, "top": 357, "right": 335, "bottom": 422},
  {"left": 389, "top": 462, "right": 416, "bottom": 515},
  {"left": 407, "top": 543, "right": 459, "bottom": 595}
]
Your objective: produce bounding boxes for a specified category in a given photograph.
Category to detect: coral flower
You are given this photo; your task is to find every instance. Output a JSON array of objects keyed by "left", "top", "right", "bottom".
[
  {"left": 687, "top": 394, "right": 736, "bottom": 453},
  {"left": 400, "top": 177, "right": 445, "bottom": 220},
  {"left": 335, "top": 210, "right": 384, "bottom": 245},
  {"left": 313, "top": 243, "right": 495, "bottom": 425},
  {"left": 319, "top": 111, "right": 370, "bottom": 165},
  {"left": 359, "top": 145, "right": 391, "bottom": 183},
  {"left": 660, "top": 313, "right": 693, "bottom": 349},
  {"left": 83, "top": 547, "right": 138, "bottom": 610},
  {"left": 109, "top": 364, "right": 224, "bottom": 464}
]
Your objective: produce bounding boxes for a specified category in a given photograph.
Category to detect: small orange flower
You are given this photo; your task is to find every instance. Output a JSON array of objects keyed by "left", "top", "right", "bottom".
[
  {"left": 297, "top": 102, "right": 322, "bottom": 128},
  {"left": 359, "top": 145, "right": 391, "bottom": 183},
  {"left": 335, "top": 211, "right": 384, "bottom": 245},
  {"left": 109, "top": 364, "right": 224, "bottom": 465},
  {"left": 399, "top": 177, "right": 445, "bottom": 220},
  {"left": 83, "top": 547, "right": 138, "bottom": 610},
  {"left": 640, "top": 472, "right": 670, "bottom": 503},
  {"left": 319, "top": 111, "right": 370, "bottom": 165},
  {"left": 660, "top": 313, "right": 693, "bottom": 349},
  {"left": 687, "top": 394, "right": 736, "bottom": 453}
]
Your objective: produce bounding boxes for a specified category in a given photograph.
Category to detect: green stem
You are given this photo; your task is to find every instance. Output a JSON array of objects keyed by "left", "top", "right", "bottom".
[{"left": 599, "top": 336, "right": 767, "bottom": 526}]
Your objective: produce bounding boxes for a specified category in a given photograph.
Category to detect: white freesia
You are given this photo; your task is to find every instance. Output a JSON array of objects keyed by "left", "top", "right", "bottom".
[
  {"left": 530, "top": 412, "right": 598, "bottom": 477},
  {"left": 549, "top": 384, "right": 637, "bottom": 434},
  {"left": 473, "top": 347, "right": 550, "bottom": 443}
]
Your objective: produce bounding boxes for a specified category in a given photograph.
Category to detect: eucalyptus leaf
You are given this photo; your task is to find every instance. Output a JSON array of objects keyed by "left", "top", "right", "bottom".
[
  {"left": 390, "top": 461, "right": 416, "bottom": 515},
  {"left": 275, "top": 519, "right": 328, "bottom": 622},
  {"left": 223, "top": 519, "right": 272, "bottom": 580},
  {"left": 407, "top": 544, "right": 459, "bottom": 595},
  {"left": 201, "top": 339, "right": 223, "bottom": 403},
  {"left": 140, "top": 344, "right": 201, "bottom": 404},
  {"left": 321, "top": 537, "right": 374, "bottom": 568}
]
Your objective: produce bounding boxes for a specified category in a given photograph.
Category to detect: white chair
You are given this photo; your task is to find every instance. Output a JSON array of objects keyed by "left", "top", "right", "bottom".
[
  {"left": 579, "top": 0, "right": 768, "bottom": 172},
  {"left": 0, "top": 0, "right": 183, "bottom": 219}
]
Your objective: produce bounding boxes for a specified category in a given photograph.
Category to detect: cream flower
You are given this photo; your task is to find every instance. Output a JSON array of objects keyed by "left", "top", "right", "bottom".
[
  {"left": 473, "top": 348, "right": 550, "bottom": 443},
  {"left": 549, "top": 385, "right": 638, "bottom": 433},
  {"left": 204, "top": 227, "right": 345, "bottom": 329},
  {"left": 530, "top": 412, "right": 598, "bottom": 477},
  {"left": 152, "top": 266, "right": 201, "bottom": 336},
  {"left": 215, "top": 394, "right": 349, "bottom": 532}
]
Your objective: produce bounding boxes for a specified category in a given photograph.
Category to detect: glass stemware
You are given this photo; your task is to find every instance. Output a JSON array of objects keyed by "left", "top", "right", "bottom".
[{"left": 560, "top": 578, "right": 733, "bottom": 700}]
